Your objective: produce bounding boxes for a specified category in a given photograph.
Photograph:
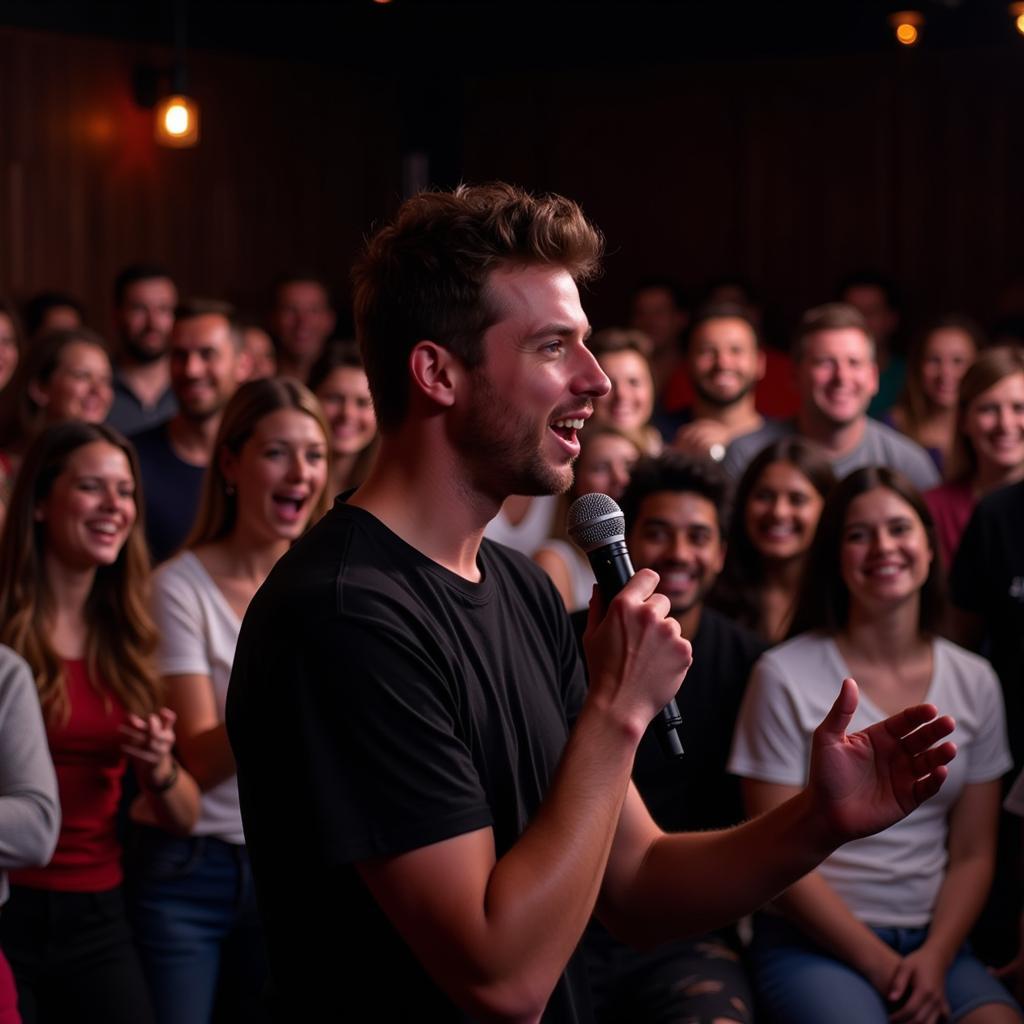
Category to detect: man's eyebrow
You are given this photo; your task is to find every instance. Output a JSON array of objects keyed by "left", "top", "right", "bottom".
[{"left": 527, "top": 322, "right": 593, "bottom": 341}]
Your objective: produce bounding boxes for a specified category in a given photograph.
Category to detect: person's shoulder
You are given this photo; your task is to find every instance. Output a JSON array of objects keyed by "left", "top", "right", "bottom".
[
  {"left": 933, "top": 635, "right": 997, "bottom": 678},
  {"left": 973, "top": 479, "right": 1024, "bottom": 522},
  {"left": 863, "top": 418, "right": 931, "bottom": 460},
  {"left": 697, "top": 606, "right": 766, "bottom": 661},
  {"left": 755, "top": 631, "right": 830, "bottom": 674},
  {"left": 0, "top": 645, "right": 33, "bottom": 692},
  {"left": 732, "top": 417, "right": 790, "bottom": 451}
]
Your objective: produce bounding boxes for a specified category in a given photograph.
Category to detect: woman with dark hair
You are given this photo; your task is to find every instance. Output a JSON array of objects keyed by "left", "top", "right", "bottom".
[
  {"left": 730, "top": 467, "right": 1019, "bottom": 1024},
  {"left": 925, "top": 346, "right": 1024, "bottom": 567},
  {"left": 308, "top": 341, "right": 377, "bottom": 501},
  {"left": 889, "top": 316, "right": 985, "bottom": 473},
  {"left": 129, "top": 378, "right": 329, "bottom": 1024},
  {"left": 0, "top": 421, "right": 199, "bottom": 1024},
  {"left": 711, "top": 437, "right": 836, "bottom": 643}
]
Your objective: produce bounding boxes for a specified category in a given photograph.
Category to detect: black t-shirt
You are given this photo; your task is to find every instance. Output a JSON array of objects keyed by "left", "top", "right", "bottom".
[
  {"left": 571, "top": 605, "right": 765, "bottom": 832},
  {"left": 131, "top": 422, "right": 206, "bottom": 564},
  {"left": 949, "top": 481, "right": 1024, "bottom": 769},
  {"left": 226, "top": 500, "right": 592, "bottom": 1022}
]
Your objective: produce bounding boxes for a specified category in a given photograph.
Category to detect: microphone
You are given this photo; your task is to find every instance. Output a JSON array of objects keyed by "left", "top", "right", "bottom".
[{"left": 567, "top": 492, "right": 684, "bottom": 758}]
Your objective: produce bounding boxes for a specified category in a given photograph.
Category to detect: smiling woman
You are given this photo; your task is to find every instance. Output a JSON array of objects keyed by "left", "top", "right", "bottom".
[
  {"left": 0, "top": 421, "right": 200, "bottom": 1024},
  {"left": 729, "top": 467, "right": 1021, "bottom": 1024},
  {"left": 128, "top": 378, "right": 330, "bottom": 1024}
]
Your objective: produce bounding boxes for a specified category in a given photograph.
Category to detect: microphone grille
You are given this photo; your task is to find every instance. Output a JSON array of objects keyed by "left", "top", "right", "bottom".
[{"left": 567, "top": 492, "right": 626, "bottom": 552}]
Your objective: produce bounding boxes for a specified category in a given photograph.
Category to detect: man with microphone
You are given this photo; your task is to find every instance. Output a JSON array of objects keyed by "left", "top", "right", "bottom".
[{"left": 226, "top": 183, "right": 956, "bottom": 1023}]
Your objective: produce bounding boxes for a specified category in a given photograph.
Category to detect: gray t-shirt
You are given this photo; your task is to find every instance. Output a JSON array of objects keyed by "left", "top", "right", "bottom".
[
  {"left": 0, "top": 646, "right": 59, "bottom": 904},
  {"left": 723, "top": 418, "right": 940, "bottom": 491},
  {"left": 728, "top": 633, "right": 1011, "bottom": 927}
]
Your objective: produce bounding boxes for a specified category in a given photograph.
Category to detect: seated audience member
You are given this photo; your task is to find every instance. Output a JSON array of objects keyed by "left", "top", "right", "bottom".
[
  {"left": 0, "top": 646, "right": 60, "bottom": 1024},
  {"left": 628, "top": 276, "right": 689, "bottom": 405},
  {"left": 106, "top": 264, "right": 179, "bottom": 437},
  {"left": 130, "top": 379, "right": 329, "bottom": 1024},
  {"left": 889, "top": 315, "right": 985, "bottom": 473},
  {"left": 730, "top": 466, "right": 1019, "bottom": 1024},
  {"left": 574, "top": 453, "right": 764, "bottom": 1024},
  {"left": 588, "top": 328, "right": 662, "bottom": 454},
  {"left": 268, "top": 273, "right": 336, "bottom": 384},
  {"left": 711, "top": 437, "right": 836, "bottom": 643},
  {"left": 534, "top": 424, "right": 642, "bottom": 611},
  {"left": 22, "top": 291, "right": 85, "bottom": 341},
  {"left": 309, "top": 340, "right": 378, "bottom": 500},
  {"left": 925, "top": 346, "right": 1024, "bottom": 569},
  {"left": 240, "top": 323, "right": 277, "bottom": 381},
  {"left": 659, "top": 303, "right": 765, "bottom": 458},
  {"left": 838, "top": 271, "right": 906, "bottom": 418},
  {"left": 133, "top": 300, "right": 251, "bottom": 563},
  {"left": 724, "top": 303, "right": 940, "bottom": 491},
  {"left": 702, "top": 277, "right": 800, "bottom": 418},
  {"left": 0, "top": 422, "right": 199, "bottom": 1024}
]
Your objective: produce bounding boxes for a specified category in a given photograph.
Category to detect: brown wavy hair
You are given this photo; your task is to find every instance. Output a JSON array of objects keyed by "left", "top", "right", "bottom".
[
  {"left": 0, "top": 421, "right": 159, "bottom": 723},
  {"left": 185, "top": 377, "right": 332, "bottom": 548}
]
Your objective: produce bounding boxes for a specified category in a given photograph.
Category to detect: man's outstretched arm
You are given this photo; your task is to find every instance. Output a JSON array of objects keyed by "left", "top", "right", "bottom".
[{"left": 598, "top": 678, "right": 956, "bottom": 947}]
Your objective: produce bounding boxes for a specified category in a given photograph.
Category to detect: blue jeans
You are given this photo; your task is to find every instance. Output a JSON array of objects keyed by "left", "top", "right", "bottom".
[
  {"left": 127, "top": 828, "right": 269, "bottom": 1024},
  {"left": 750, "top": 914, "right": 1022, "bottom": 1024}
]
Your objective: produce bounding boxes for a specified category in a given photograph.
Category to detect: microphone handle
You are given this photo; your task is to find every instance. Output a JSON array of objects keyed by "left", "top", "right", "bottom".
[{"left": 591, "top": 542, "right": 685, "bottom": 759}]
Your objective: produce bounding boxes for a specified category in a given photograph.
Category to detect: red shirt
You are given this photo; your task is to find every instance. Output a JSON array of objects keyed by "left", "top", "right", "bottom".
[{"left": 12, "top": 660, "right": 127, "bottom": 892}]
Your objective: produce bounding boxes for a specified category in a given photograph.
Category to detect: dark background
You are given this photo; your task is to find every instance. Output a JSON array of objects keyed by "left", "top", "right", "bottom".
[{"left": 2, "top": 0, "right": 1023, "bottom": 341}]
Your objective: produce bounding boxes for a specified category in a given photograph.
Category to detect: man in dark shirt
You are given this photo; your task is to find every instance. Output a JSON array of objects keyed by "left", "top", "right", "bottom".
[
  {"left": 575, "top": 454, "right": 764, "bottom": 1023},
  {"left": 226, "top": 183, "right": 956, "bottom": 1023},
  {"left": 133, "top": 299, "right": 250, "bottom": 562}
]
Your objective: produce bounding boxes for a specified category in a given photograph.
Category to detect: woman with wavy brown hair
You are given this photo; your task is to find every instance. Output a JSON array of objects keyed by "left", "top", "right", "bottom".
[
  {"left": 0, "top": 421, "right": 198, "bottom": 1024},
  {"left": 129, "top": 378, "right": 330, "bottom": 1024}
]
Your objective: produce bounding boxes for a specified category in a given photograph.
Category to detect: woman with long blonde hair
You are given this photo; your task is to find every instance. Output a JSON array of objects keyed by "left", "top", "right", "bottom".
[
  {"left": 0, "top": 421, "right": 198, "bottom": 1024},
  {"left": 129, "top": 378, "right": 330, "bottom": 1024}
]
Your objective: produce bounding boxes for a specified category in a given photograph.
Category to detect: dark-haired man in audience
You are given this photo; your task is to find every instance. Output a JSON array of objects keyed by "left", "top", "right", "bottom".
[
  {"left": 107, "top": 263, "right": 179, "bottom": 436},
  {"left": 659, "top": 304, "right": 765, "bottom": 459},
  {"left": 133, "top": 299, "right": 250, "bottom": 562},
  {"left": 723, "top": 303, "right": 939, "bottom": 490},
  {"left": 573, "top": 454, "right": 764, "bottom": 1024},
  {"left": 227, "top": 183, "right": 955, "bottom": 1023},
  {"left": 269, "top": 273, "right": 336, "bottom": 383},
  {"left": 629, "top": 277, "right": 689, "bottom": 401}
]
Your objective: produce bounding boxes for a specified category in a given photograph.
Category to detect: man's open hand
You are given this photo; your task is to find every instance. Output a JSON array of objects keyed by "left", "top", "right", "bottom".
[{"left": 807, "top": 678, "right": 957, "bottom": 843}]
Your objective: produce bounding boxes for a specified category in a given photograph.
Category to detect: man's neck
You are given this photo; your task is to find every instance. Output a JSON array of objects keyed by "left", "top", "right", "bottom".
[
  {"left": 117, "top": 356, "right": 169, "bottom": 409},
  {"left": 675, "top": 602, "right": 703, "bottom": 643},
  {"left": 796, "top": 410, "right": 867, "bottom": 459},
  {"left": 167, "top": 413, "right": 221, "bottom": 467},
  {"left": 347, "top": 432, "right": 499, "bottom": 581},
  {"left": 691, "top": 394, "right": 762, "bottom": 437},
  {"left": 277, "top": 352, "right": 315, "bottom": 383}
]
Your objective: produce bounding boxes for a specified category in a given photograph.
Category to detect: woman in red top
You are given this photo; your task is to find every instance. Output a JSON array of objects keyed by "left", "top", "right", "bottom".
[{"left": 0, "top": 421, "right": 199, "bottom": 1024}]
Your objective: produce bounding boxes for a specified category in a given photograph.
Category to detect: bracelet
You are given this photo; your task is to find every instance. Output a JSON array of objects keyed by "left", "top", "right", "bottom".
[{"left": 147, "top": 760, "right": 179, "bottom": 794}]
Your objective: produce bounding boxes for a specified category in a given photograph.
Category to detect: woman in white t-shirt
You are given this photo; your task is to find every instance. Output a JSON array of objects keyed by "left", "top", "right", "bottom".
[
  {"left": 729, "top": 466, "right": 1020, "bottom": 1024},
  {"left": 129, "top": 379, "right": 330, "bottom": 1024}
]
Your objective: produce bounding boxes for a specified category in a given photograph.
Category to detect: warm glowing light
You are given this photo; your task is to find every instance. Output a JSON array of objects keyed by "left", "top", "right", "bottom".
[
  {"left": 154, "top": 94, "right": 200, "bottom": 148},
  {"left": 1012, "top": 4, "right": 1024, "bottom": 34},
  {"left": 896, "top": 23, "right": 918, "bottom": 44}
]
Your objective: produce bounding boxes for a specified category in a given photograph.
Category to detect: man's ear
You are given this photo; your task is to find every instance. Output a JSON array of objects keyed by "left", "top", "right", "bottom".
[{"left": 409, "top": 341, "right": 460, "bottom": 409}]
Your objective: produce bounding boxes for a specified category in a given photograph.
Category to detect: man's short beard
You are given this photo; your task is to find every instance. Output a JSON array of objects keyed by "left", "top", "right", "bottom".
[
  {"left": 692, "top": 376, "right": 756, "bottom": 409},
  {"left": 123, "top": 337, "right": 168, "bottom": 366}
]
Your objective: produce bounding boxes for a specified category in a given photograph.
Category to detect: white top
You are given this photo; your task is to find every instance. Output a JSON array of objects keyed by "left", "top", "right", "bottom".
[
  {"left": 728, "top": 632, "right": 1011, "bottom": 927},
  {"left": 152, "top": 551, "right": 245, "bottom": 844},
  {"left": 483, "top": 495, "right": 559, "bottom": 558},
  {"left": 534, "top": 538, "right": 596, "bottom": 613}
]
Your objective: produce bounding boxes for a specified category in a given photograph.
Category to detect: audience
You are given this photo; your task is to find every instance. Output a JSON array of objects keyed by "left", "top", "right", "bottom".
[
  {"left": 0, "top": 301, "right": 21, "bottom": 398},
  {"left": 576, "top": 454, "right": 764, "bottom": 1024},
  {"left": 588, "top": 328, "right": 662, "bottom": 454},
  {"left": 240, "top": 324, "right": 277, "bottom": 381},
  {"left": 130, "top": 379, "right": 329, "bottom": 1024},
  {"left": 534, "top": 424, "right": 642, "bottom": 611},
  {"left": 730, "top": 466, "right": 1019, "bottom": 1024},
  {"left": 925, "top": 346, "right": 1024, "bottom": 569},
  {"left": 889, "top": 315, "right": 985, "bottom": 473},
  {"left": 308, "top": 341, "right": 378, "bottom": 501},
  {"left": 628, "top": 277, "right": 689, "bottom": 404},
  {"left": 664, "top": 303, "right": 766, "bottom": 459},
  {"left": 724, "top": 303, "right": 940, "bottom": 491},
  {"left": 133, "top": 300, "right": 251, "bottom": 564},
  {"left": 21, "top": 292, "right": 84, "bottom": 341},
  {"left": 0, "top": 422, "right": 199, "bottom": 1024},
  {"left": 712, "top": 437, "right": 836, "bottom": 643},
  {"left": 268, "top": 274, "right": 335, "bottom": 384},
  {"left": 107, "top": 265, "right": 179, "bottom": 437}
]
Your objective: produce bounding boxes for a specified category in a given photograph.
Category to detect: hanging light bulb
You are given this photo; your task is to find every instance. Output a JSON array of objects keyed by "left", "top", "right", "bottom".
[
  {"left": 1010, "top": 3, "right": 1024, "bottom": 36},
  {"left": 889, "top": 10, "right": 924, "bottom": 46},
  {"left": 155, "top": 93, "right": 200, "bottom": 148}
]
